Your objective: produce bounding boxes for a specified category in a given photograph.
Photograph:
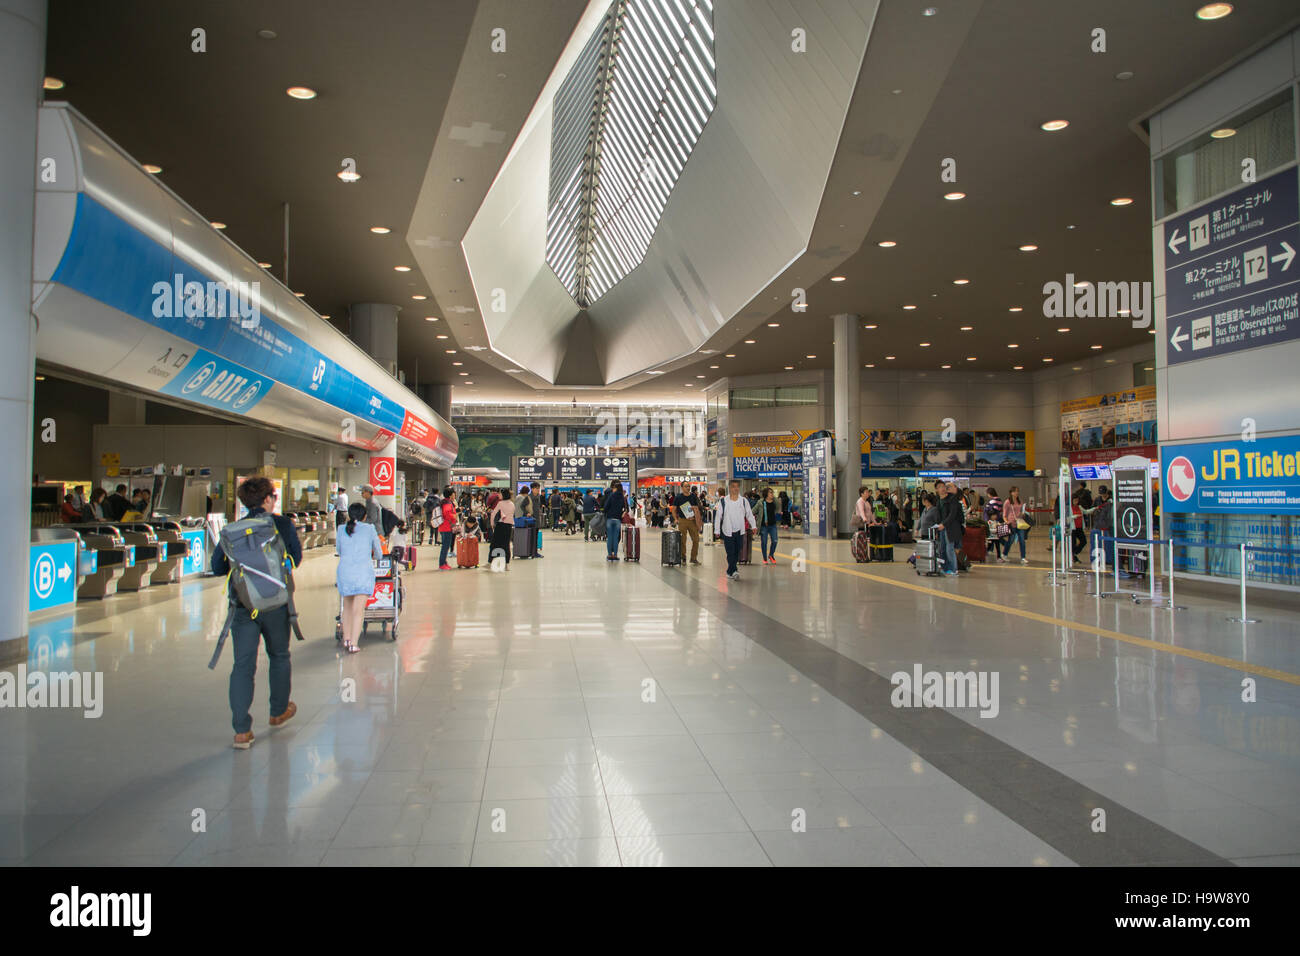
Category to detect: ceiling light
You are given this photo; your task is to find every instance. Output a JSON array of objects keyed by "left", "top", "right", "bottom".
[
  {"left": 394, "top": 266, "right": 411, "bottom": 272},
  {"left": 831, "top": 276, "right": 846, "bottom": 282},
  {"left": 43, "top": 77, "right": 65, "bottom": 90},
  {"left": 142, "top": 163, "right": 162, "bottom": 174},
  {"left": 1110, "top": 197, "right": 1133, "bottom": 206},
  {"left": 452, "top": 362, "right": 463, "bottom": 366},
  {"left": 1210, "top": 128, "right": 1237, "bottom": 139},
  {"left": 452, "top": 177, "right": 464, "bottom": 183},
  {"left": 1019, "top": 244, "right": 1037, "bottom": 252},
  {"left": 647, "top": 370, "right": 664, "bottom": 375},
  {"left": 210, "top": 221, "right": 226, "bottom": 230},
  {"left": 903, "top": 305, "right": 917, "bottom": 310},
  {"left": 923, "top": 7, "right": 938, "bottom": 15},
  {"left": 320, "top": 315, "right": 329, "bottom": 320},
  {"left": 725, "top": 353, "right": 736, "bottom": 358},
  {"left": 445, "top": 349, "right": 456, "bottom": 354},
  {"left": 953, "top": 278, "right": 969, "bottom": 285},
  {"left": 1115, "top": 71, "right": 1134, "bottom": 81},
  {"left": 35, "top": 375, "right": 45, "bottom": 381},
  {"left": 436, "top": 334, "right": 448, "bottom": 339},
  {"left": 1008, "top": 344, "right": 1019, "bottom": 348},
  {"left": 1195, "top": 3, "right": 1233, "bottom": 20},
  {"left": 1009, "top": 307, "right": 1023, "bottom": 312},
  {"left": 1090, "top": 344, "right": 1103, "bottom": 350},
  {"left": 286, "top": 86, "right": 317, "bottom": 99},
  {"left": 1042, "top": 357, "right": 1053, "bottom": 363},
  {"left": 966, "top": 356, "right": 977, "bottom": 361},
  {"left": 1074, "top": 280, "right": 1090, "bottom": 289},
  {"left": 1040, "top": 120, "right": 1069, "bottom": 131},
  {"left": 744, "top": 339, "right": 756, "bottom": 344},
  {"left": 767, "top": 322, "right": 780, "bottom": 327},
  {"left": 257, "top": 262, "right": 271, "bottom": 269},
  {"left": 941, "top": 364, "right": 951, "bottom": 369},
  {"left": 878, "top": 240, "right": 897, "bottom": 248},
  {"left": 885, "top": 356, "right": 896, "bottom": 361},
  {"left": 709, "top": 365, "right": 719, "bottom": 369},
  {"left": 1057, "top": 327, "right": 1070, "bottom": 332},
  {"left": 337, "top": 170, "right": 360, "bottom": 182},
  {"left": 919, "top": 343, "right": 931, "bottom": 348},
  {"left": 370, "top": 226, "right": 391, "bottom": 234},
  {"left": 464, "top": 381, "right": 474, "bottom": 385},
  {"left": 684, "top": 383, "right": 694, "bottom": 387},
  {"left": 696, "top": 375, "right": 706, "bottom": 379},
  {"left": 864, "top": 324, "right": 877, "bottom": 330},
  {"left": 458, "top": 372, "right": 468, "bottom": 376},
  {"left": 865, "top": 363, "right": 875, "bottom": 368},
  {"left": 959, "top": 325, "right": 973, "bottom": 331},
  {"left": 943, "top": 192, "right": 965, "bottom": 200},
  {"left": 425, "top": 316, "right": 439, "bottom": 322},
  {"left": 805, "top": 354, "right": 817, "bottom": 358},
  {"left": 852, "top": 190, "right": 862, "bottom": 196},
  {"left": 1144, "top": 366, "right": 1154, "bottom": 371},
  {"left": 293, "top": 291, "right": 305, "bottom": 297},
  {"left": 412, "top": 294, "right": 426, "bottom": 300},
  {"left": 257, "top": 29, "right": 277, "bottom": 39},
  {"left": 1148, "top": 329, "right": 1157, "bottom": 335},
  {"left": 507, "top": 369, "right": 522, "bottom": 373}
]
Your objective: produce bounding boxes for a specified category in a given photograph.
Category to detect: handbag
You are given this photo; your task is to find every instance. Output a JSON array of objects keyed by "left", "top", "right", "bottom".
[
  {"left": 1016, "top": 518, "right": 1030, "bottom": 530},
  {"left": 620, "top": 512, "right": 635, "bottom": 526}
]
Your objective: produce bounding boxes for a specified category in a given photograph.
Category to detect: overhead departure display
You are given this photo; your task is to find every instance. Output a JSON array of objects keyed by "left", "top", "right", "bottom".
[{"left": 513, "top": 455, "right": 634, "bottom": 486}]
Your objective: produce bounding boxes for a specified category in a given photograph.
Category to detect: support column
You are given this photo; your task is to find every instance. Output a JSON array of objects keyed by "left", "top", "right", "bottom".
[
  {"left": 833, "top": 313, "right": 861, "bottom": 538},
  {"left": 419, "top": 383, "right": 452, "bottom": 491},
  {"left": 349, "top": 303, "right": 400, "bottom": 377},
  {"left": 108, "top": 392, "right": 147, "bottom": 425},
  {"left": 1, "top": 0, "right": 45, "bottom": 648}
]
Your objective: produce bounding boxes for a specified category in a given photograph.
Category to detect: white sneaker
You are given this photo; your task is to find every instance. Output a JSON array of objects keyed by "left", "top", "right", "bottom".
[
  {"left": 729, "top": 571, "right": 739, "bottom": 580},
  {"left": 1020, "top": 558, "right": 1029, "bottom": 565}
]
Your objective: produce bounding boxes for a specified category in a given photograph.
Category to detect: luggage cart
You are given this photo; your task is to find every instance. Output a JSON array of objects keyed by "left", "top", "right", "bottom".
[{"left": 334, "top": 556, "right": 403, "bottom": 643}]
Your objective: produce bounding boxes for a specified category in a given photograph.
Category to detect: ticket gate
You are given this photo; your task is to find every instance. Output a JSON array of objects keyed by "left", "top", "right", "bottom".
[
  {"left": 113, "top": 525, "right": 162, "bottom": 591},
  {"left": 125, "top": 520, "right": 188, "bottom": 584},
  {"left": 30, "top": 526, "right": 90, "bottom": 605},
  {"left": 66, "top": 524, "right": 130, "bottom": 599}
]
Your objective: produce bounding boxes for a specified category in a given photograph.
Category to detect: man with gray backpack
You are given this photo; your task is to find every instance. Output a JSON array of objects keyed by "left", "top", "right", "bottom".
[{"left": 209, "top": 476, "right": 304, "bottom": 750}]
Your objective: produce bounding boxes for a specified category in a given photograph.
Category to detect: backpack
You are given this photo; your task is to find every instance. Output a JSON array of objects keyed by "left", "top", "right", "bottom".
[
  {"left": 874, "top": 501, "right": 888, "bottom": 521},
  {"left": 207, "top": 515, "right": 303, "bottom": 669}
]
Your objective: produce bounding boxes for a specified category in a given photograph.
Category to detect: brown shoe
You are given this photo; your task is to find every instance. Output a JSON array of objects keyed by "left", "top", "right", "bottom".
[
  {"left": 233, "top": 731, "right": 255, "bottom": 750},
  {"left": 269, "top": 701, "right": 297, "bottom": 727}
]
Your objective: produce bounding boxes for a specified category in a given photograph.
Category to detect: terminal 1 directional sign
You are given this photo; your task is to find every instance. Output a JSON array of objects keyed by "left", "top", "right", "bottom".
[{"left": 1163, "top": 166, "right": 1300, "bottom": 366}]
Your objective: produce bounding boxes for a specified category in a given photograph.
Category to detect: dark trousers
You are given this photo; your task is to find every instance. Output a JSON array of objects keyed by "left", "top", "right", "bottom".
[
  {"left": 723, "top": 531, "right": 744, "bottom": 574},
  {"left": 490, "top": 522, "right": 512, "bottom": 564},
  {"left": 229, "top": 604, "right": 291, "bottom": 734},
  {"left": 439, "top": 529, "right": 455, "bottom": 566},
  {"left": 760, "top": 525, "right": 778, "bottom": 560}
]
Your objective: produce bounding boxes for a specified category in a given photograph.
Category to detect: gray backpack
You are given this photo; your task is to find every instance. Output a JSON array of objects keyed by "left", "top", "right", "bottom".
[{"left": 207, "top": 515, "right": 303, "bottom": 669}]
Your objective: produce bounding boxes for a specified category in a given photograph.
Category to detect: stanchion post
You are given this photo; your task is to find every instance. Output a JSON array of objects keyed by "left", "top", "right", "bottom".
[
  {"left": 1168, "top": 538, "right": 1175, "bottom": 611},
  {"left": 1227, "top": 541, "right": 1260, "bottom": 624}
]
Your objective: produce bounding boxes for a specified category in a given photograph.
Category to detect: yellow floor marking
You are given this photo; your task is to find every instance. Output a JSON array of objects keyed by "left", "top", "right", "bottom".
[{"left": 775, "top": 551, "right": 1300, "bottom": 685}]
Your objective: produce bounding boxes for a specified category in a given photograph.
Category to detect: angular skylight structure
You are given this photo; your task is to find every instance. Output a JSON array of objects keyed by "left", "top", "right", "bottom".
[{"left": 546, "top": 0, "right": 716, "bottom": 308}]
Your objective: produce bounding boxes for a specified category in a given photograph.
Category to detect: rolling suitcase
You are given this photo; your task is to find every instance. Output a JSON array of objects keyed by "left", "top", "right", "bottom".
[
  {"left": 961, "top": 526, "right": 987, "bottom": 563},
  {"left": 512, "top": 525, "right": 536, "bottom": 559},
  {"left": 622, "top": 525, "right": 641, "bottom": 562},
  {"left": 915, "top": 527, "right": 943, "bottom": 576},
  {"left": 455, "top": 536, "right": 479, "bottom": 569},
  {"left": 661, "top": 529, "right": 683, "bottom": 567},
  {"left": 869, "top": 523, "right": 895, "bottom": 562},
  {"left": 405, "top": 546, "right": 417, "bottom": 570},
  {"left": 737, "top": 530, "right": 753, "bottom": 565},
  {"left": 851, "top": 530, "right": 871, "bottom": 563}
]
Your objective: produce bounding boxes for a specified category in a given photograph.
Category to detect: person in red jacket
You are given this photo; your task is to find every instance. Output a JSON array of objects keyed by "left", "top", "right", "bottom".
[{"left": 437, "top": 486, "right": 458, "bottom": 570}]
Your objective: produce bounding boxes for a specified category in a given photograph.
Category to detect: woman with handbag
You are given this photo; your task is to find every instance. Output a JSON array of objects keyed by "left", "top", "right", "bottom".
[{"left": 1002, "top": 486, "right": 1030, "bottom": 564}]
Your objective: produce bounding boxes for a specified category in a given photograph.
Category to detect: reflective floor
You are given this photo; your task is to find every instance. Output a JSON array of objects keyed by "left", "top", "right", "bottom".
[{"left": 3, "top": 528, "right": 1298, "bottom": 866}]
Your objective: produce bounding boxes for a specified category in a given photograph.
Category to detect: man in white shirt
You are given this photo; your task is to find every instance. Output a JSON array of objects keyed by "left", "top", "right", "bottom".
[{"left": 714, "top": 480, "right": 758, "bottom": 580}]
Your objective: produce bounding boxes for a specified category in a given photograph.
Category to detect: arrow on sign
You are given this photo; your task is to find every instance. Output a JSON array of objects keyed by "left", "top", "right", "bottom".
[
  {"left": 1272, "top": 240, "right": 1295, "bottom": 271},
  {"left": 1167, "top": 227, "right": 1185, "bottom": 255},
  {"left": 58, "top": 563, "right": 71, "bottom": 582},
  {"left": 1170, "top": 325, "right": 1189, "bottom": 352}
]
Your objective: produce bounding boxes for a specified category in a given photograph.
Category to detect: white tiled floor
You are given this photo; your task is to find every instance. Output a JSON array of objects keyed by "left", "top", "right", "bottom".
[{"left": 3, "top": 527, "right": 1298, "bottom": 865}]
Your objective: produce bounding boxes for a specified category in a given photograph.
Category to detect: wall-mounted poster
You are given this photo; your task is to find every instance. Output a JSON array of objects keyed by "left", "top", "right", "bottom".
[
  {"left": 1059, "top": 386, "right": 1157, "bottom": 451},
  {"left": 922, "top": 429, "right": 974, "bottom": 450},
  {"left": 863, "top": 427, "right": 1031, "bottom": 475},
  {"left": 924, "top": 449, "right": 974, "bottom": 470},
  {"left": 974, "top": 450, "right": 1026, "bottom": 471},
  {"left": 867, "top": 429, "right": 922, "bottom": 450}
]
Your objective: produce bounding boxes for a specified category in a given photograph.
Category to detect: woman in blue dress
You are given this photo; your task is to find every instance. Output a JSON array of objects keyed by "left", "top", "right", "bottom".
[{"left": 337, "top": 502, "right": 382, "bottom": 653}]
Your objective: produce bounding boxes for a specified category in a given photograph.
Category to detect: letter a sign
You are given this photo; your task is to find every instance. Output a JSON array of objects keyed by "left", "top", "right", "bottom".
[{"left": 370, "top": 456, "right": 396, "bottom": 495}]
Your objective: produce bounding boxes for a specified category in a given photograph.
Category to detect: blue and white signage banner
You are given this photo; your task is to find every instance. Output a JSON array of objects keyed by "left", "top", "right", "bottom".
[
  {"left": 30, "top": 541, "right": 77, "bottom": 612},
  {"left": 180, "top": 529, "right": 207, "bottom": 576},
  {"left": 157, "top": 349, "right": 272, "bottom": 415},
  {"left": 1162, "top": 434, "right": 1300, "bottom": 514},
  {"left": 1163, "top": 166, "right": 1300, "bottom": 366}
]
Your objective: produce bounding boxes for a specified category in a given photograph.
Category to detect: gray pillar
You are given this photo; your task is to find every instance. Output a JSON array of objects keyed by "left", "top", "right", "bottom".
[
  {"left": 833, "top": 313, "right": 861, "bottom": 537},
  {"left": 349, "top": 303, "right": 400, "bottom": 377},
  {"left": 108, "top": 392, "right": 147, "bottom": 425},
  {"left": 1, "top": 0, "right": 45, "bottom": 647},
  {"left": 419, "top": 383, "right": 452, "bottom": 491}
]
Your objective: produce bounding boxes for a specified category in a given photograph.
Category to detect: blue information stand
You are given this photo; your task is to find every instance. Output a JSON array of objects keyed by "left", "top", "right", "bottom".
[{"left": 29, "top": 541, "right": 78, "bottom": 612}]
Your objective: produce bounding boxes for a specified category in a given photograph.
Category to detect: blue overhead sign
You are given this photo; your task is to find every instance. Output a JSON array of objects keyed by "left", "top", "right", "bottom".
[
  {"left": 1163, "top": 166, "right": 1300, "bottom": 365},
  {"left": 1161, "top": 434, "right": 1300, "bottom": 515},
  {"left": 29, "top": 541, "right": 77, "bottom": 612}
]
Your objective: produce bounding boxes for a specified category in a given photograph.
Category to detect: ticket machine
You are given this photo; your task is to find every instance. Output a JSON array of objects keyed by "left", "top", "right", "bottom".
[
  {"left": 65, "top": 524, "right": 130, "bottom": 598},
  {"left": 113, "top": 524, "right": 162, "bottom": 591},
  {"left": 124, "top": 520, "right": 188, "bottom": 584}
]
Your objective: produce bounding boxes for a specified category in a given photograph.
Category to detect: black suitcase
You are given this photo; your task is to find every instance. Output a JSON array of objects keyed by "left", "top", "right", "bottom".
[
  {"left": 661, "top": 529, "right": 682, "bottom": 566},
  {"left": 512, "top": 524, "right": 536, "bottom": 559}
]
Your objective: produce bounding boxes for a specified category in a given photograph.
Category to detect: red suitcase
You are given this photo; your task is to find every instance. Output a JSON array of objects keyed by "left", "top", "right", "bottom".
[
  {"left": 456, "top": 536, "right": 479, "bottom": 568},
  {"left": 622, "top": 525, "right": 641, "bottom": 562},
  {"left": 405, "top": 546, "right": 417, "bottom": 570},
  {"left": 961, "top": 526, "right": 987, "bottom": 563}
]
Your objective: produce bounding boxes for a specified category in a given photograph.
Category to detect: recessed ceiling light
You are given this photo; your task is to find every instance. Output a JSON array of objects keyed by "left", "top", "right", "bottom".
[
  {"left": 44, "top": 77, "right": 65, "bottom": 90},
  {"left": 831, "top": 276, "right": 846, "bottom": 282},
  {"left": 1148, "top": 329, "right": 1157, "bottom": 335},
  {"left": 1210, "top": 127, "right": 1237, "bottom": 139},
  {"left": 445, "top": 349, "right": 456, "bottom": 354},
  {"left": 293, "top": 292, "right": 305, "bottom": 297},
  {"left": 464, "top": 381, "right": 474, "bottom": 385},
  {"left": 919, "top": 343, "right": 930, "bottom": 348},
  {"left": 1008, "top": 344, "right": 1019, "bottom": 349},
  {"left": 1042, "top": 357, "right": 1053, "bottom": 362},
  {"left": 1115, "top": 71, "right": 1134, "bottom": 81},
  {"left": 452, "top": 361, "right": 463, "bottom": 366},
  {"left": 425, "top": 316, "right": 439, "bottom": 322},
  {"left": 394, "top": 266, "right": 411, "bottom": 272},
  {"left": 709, "top": 365, "right": 719, "bottom": 369},
  {"left": 903, "top": 305, "right": 917, "bottom": 310},
  {"left": 922, "top": 6, "right": 937, "bottom": 15},
  {"left": 1090, "top": 344, "right": 1103, "bottom": 350},
  {"left": 320, "top": 315, "right": 329, "bottom": 320},
  {"left": 767, "top": 322, "right": 780, "bottom": 327},
  {"left": 1057, "top": 327, "right": 1070, "bottom": 332},
  {"left": 647, "top": 370, "right": 665, "bottom": 375},
  {"left": 257, "top": 262, "right": 272, "bottom": 269},
  {"left": 878, "top": 240, "right": 897, "bottom": 248},
  {"left": 35, "top": 375, "right": 45, "bottom": 381},
  {"left": 142, "top": 163, "right": 163, "bottom": 174},
  {"left": 257, "top": 29, "right": 277, "bottom": 39},
  {"left": 744, "top": 339, "right": 756, "bottom": 344},
  {"left": 286, "top": 86, "right": 317, "bottom": 100},
  {"left": 966, "top": 356, "right": 977, "bottom": 361},
  {"left": 885, "top": 356, "right": 896, "bottom": 361},
  {"left": 1009, "top": 307, "right": 1023, "bottom": 312},
  {"left": 1144, "top": 366, "right": 1154, "bottom": 371},
  {"left": 210, "top": 221, "right": 226, "bottom": 230},
  {"left": 941, "top": 364, "right": 951, "bottom": 369},
  {"left": 725, "top": 353, "right": 736, "bottom": 358},
  {"left": 1110, "top": 197, "right": 1133, "bottom": 206},
  {"left": 1074, "top": 280, "right": 1090, "bottom": 289},
  {"left": 943, "top": 191, "right": 965, "bottom": 200},
  {"left": 452, "top": 177, "right": 464, "bottom": 183},
  {"left": 370, "top": 226, "right": 391, "bottom": 234},
  {"left": 953, "top": 278, "right": 969, "bottom": 285},
  {"left": 1072, "top": 366, "right": 1083, "bottom": 371},
  {"left": 1195, "top": 3, "right": 1233, "bottom": 20},
  {"left": 959, "top": 325, "right": 973, "bottom": 331},
  {"left": 436, "top": 334, "right": 448, "bottom": 339},
  {"left": 1040, "top": 119, "right": 1069, "bottom": 131},
  {"left": 458, "top": 372, "right": 468, "bottom": 376},
  {"left": 337, "top": 170, "right": 360, "bottom": 182},
  {"left": 805, "top": 354, "right": 817, "bottom": 358},
  {"left": 412, "top": 294, "right": 426, "bottom": 300},
  {"left": 1105, "top": 359, "right": 1116, "bottom": 364},
  {"left": 1018, "top": 244, "right": 1038, "bottom": 252},
  {"left": 696, "top": 375, "right": 706, "bottom": 379},
  {"left": 864, "top": 324, "right": 877, "bottom": 330},
  {"left": 684, "top": 383, "right": 694, "bottom": 387},
  {"left": 1013, "top": 365, "right": 1024, "bottom": 370},
  {"left": 507, "top": 369, "right": 522, "bottom": 373}
]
